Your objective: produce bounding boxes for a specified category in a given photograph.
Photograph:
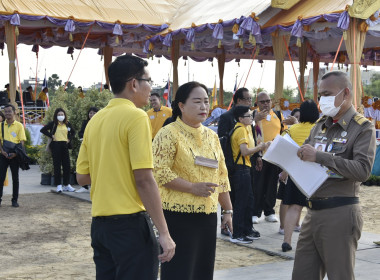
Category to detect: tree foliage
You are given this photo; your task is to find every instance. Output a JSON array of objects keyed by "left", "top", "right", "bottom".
[
  {"left": 363, "top": 73, "right": 380, "bottom": 98},
  {"left": 47, "top": 74, "right": 75, "bottom": 97},
  {"left": 38, "top": 87, "right": 113, "bottom": 174}
]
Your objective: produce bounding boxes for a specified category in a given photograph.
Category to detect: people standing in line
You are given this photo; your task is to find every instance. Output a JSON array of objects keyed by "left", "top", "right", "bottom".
[
  {"left": 153, "top": 81, "right": 233, "bottom": 280},
  {"left": 276, "top": 100, "right": 319, "bottom": 252},
  {"left": 0, "top": 104, "right": 26, "bottom": 207},
  {"left": 292, "top": 71, "right": 376, "bottom": 279},
  {"left": 252, "top": 92, "right": 287, "bottom": 224},
  {"left": 147, "top": 92, "right": 172, "bottom": 140},
  {"left": 217, "top": 87, "right": 254, "bottom": 236},
  {"left": 76, "top": 107, "right": 99, "bottom": 193},
  {"left": 76, "top": 55, "right": 175, "bottom": 279},
  {"left": 230, "top": 106, "right": 269, "bottom": 244},
  {"left": 40, "top": 108, "right": 76, "bottom": 193}
]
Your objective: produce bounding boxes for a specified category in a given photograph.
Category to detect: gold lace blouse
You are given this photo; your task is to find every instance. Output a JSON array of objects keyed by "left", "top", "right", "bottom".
[{"left": 152, "top": 118, "right": 230, "bottom": 214}]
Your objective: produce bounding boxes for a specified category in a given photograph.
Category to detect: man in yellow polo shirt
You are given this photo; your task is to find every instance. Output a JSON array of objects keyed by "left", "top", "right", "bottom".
[
  {"left": 76, "top": 54, "right": 175, "bottom": 279},
  {"left": 0, "top": 104, "right": 26, "bottom": 207},
  {"left": 252, "top": 92, "right": 287, "bottom": 224},
  {"left": 147, "top": 92, "right": 172, "bottom": 139}
]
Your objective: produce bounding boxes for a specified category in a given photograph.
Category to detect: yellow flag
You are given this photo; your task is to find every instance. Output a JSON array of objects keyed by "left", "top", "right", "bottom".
[{"left": 211, "top": 80, "right": 217, "bottom": 106}]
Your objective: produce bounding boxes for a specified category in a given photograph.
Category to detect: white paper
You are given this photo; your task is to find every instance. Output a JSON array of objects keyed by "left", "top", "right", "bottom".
[{"left": 263, "top": 135, "right": 328, "bottom": 198}]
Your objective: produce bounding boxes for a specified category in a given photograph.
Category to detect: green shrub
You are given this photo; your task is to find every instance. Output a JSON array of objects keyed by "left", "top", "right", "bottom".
[{"left": 37, "top": 87, "right": 113, "bottom": 174}]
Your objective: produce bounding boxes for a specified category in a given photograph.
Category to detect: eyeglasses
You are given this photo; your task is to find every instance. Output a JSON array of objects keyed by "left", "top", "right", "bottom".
[
  {"left": 242, "top": 114, "right": 254, "bottom": 118},
  {"left": 136, "top": 78, "right": 154, "bottom": 86},
  {"left": 259, "top": 99, "right": 271, "bottom": 104}
]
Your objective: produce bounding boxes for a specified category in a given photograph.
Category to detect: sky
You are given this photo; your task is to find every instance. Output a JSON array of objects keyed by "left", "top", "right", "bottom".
[{"left": 0, "top": 44, "right": 379, "bottom": 95}]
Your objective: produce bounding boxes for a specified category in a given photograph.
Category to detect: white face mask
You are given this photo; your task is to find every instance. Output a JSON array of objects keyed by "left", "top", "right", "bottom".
[
  {"left": 57, "top": 115, "right": 65, "bottom": 122},
  {"left": 319, "top": 89, "right": 345, "bottom": 117}
]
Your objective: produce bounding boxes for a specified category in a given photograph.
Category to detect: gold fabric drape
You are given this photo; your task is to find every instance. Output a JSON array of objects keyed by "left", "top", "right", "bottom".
[
  {"left": 217, "top": 48, "right": 225, "bottom": 105},
  {"left": 272, "top": 34, "right": 290, "bottom": 110},
  {"left": 345, "top": 18, "right": 366, "bottom": 109},
  {"left": 271, "top": 0, "right": 301, "bottom": 9},
  {"left": 349, "top": 0, "right": 380, "bottom": 19},
  {"left": 103, "top": 46, "right": 113, "bottom": 87},
  {"left": 5, "top": 22, "right": 17, "bottom": 107},
  {"left": 312, "top": 56, "right": 320, "bottom": 103},
  {"left": 298, "top": 41, "right": 307, "bottom": 99},
  {"left": 171, "top": 40, "right": 180, "bottom": 99}
]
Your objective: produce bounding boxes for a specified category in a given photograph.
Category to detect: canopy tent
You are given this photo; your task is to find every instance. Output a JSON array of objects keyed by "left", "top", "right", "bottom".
[{"left": 0, "top": 0, "right": 380, "bottom": 107}]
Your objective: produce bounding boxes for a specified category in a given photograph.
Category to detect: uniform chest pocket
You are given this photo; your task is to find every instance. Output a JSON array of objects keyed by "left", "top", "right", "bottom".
[{"left": 330, "top": 143, "right": 347, "bottom": 154}]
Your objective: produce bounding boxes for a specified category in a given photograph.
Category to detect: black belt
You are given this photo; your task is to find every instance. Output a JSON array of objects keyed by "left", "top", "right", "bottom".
[
  {"left": 93, "top": 211, "right": 146, "bottom": 220},
  {"left": 307, "top": 197, "right": 359, "bottom": 210}
]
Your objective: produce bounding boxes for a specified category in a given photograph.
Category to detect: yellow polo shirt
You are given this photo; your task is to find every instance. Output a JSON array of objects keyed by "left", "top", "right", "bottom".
[
  {"left": 147, "top": 106, "right": 172, "bottom": 139},
  {"left": 0, "top": 120, "right": 26, "bottom": 144},
  {"left": 231, "top": 122, "right": 254, "bottom": 167},
  {"left": 54, "top": 123, "right": 68, "bottom": 142},
  {"left": 260, "top": 109, "right": 287, "bottom": 142},
  {"left": 37, "top": 91, "right": 47, "bottom": 102},
  {"left": 76, "top": 98, "right": 153, "bottom": 217}
]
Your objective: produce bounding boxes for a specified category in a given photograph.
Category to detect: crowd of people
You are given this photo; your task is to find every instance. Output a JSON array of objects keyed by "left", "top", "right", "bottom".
[{"left": 1, "top": 53, "right": 376, "bottom": 280}]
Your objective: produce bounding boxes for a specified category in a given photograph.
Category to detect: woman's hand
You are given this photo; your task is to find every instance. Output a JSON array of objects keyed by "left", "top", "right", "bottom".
[
  {"left": 191, "top": 182, "right": 218, "bottom": 197},
  {"left": 221, "top": 213, "right": 233, "bottom": 234},
  {"left": 279, "top": 171, "right": 288, "bottom": 183}
]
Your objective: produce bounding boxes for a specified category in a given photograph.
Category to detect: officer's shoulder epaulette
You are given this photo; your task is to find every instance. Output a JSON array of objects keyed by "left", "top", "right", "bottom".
[
  {"left": 316, "top": 115, "right": 327, "bottom": 123},
  {"left": 353, "top": 113, "right": 370, "bottom": 126}
]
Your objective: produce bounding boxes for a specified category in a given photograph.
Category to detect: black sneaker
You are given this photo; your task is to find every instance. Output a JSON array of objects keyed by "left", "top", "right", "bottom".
[
  {"left": 246, "top": 228, "right": 261, "bottom": 240},
  {"left": 230, "top": 236, "right": 253, "bottom": 244},
  {"left": 282, "top": 242, "right": 292, "bottom": 252},
  {"left": 12, "top": 200, "right": 19, "bottom": 207}
]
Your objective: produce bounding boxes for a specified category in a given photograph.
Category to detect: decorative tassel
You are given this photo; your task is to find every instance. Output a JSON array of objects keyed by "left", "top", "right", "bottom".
[
  {"left": 71, "top": 54, "right": 74, "bottom": 60},
  {"left": 249, "top": 33, "right": 253, "bottom": 43},
  {"left": 168, "top": 47, "right": 171, "bottom": 54},
  {"left": 232, "top": 23, "right": 239, "bottom": 34},
  {"left": 218, "top": 40, "right": 222, "bottom": 48},
  {"left": 1, "top": 49, "right": 3, "bottom": 56},
  {"left": 239, "top": 38, "right": 243, "bottom": 48},
  {"left": 149, "top": 42, "right": 154, "bottom": 51},
  {"left": 255, "top": 46, "right": 260, "bottom": 56},
  {"left": 211, "top": 62, "right": 213, "bottom": 67},
  {"left": 238, "top": 61, "right": 240, "bottom": 67},
  {"left": 296, "top": 37, "right": 302, "bottom": 47},
  {"left": 15, "top": 26, "right": 19, "bottom": 37},
  {"left": 343, "top": 31, "right": 347, "bottom": 40},
  {"left": 101, "top": 55, "right": 103, "bottom": 61},
  {"left": 69, "top": 33, "right": 73, "bottom": 42},
  {"left": 115, "top": 36, "right": 119, "bottom": 45},
  {"left": 191, "top": 42, "right": 195, "bottom": 50},
  {"left": 362, "top": 54, "right": 365, "bottom": 60},
  {"left": 184, "top": 61, "right": 186, "bottom": 66},
  {"left": 158, "top": 59, "right": 160, "bottom": 64}
]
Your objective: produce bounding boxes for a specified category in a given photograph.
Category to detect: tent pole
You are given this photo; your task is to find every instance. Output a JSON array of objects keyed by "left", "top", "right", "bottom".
[
  {"left": 5, "top": 22, "right": 17, "bottom": 108},
  {"left": 313, "top": 56, "right": 320, "bottom": 103},
  {"left": 171, "top": 40, "right": 180, "bottom": 99},
  {"left": 217, "top": 48, "right": 225, "bottom": 105},
  {"left": 103, "top": 46, "right": 113, "bottom": 87}
]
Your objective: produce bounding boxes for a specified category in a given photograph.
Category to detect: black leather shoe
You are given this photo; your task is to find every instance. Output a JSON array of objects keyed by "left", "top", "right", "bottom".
[
  {"left": 12, "top": 200, "right": 19, "bottom": 207},
  {"left": 282, "top": 242, "right": 292, "bottom": 252}
]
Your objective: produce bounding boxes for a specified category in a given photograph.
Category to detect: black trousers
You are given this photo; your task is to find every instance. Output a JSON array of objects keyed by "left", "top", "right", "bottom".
[
  {"left": 51, "top": 141, "right": 70, "bottom": 186},
  {"left": 161, "top": 211, "right": 217, "bottom": 280},
  {"left": 91, "top": 212, "right": 159, "bottom": 280},
  {"left": 0, "top": 154, "right": 19, "bottom": 202},
  {"left": 232, "top": 165, "right": 254, "bottom": 238},
  {"left": 252, "top": 160, "right": 280, "bottom": 217}
]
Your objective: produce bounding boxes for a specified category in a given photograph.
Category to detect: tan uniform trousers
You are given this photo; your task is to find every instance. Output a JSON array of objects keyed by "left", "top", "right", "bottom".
[{"left": 292, "top": 204, "right": 363, "bottom": 280}]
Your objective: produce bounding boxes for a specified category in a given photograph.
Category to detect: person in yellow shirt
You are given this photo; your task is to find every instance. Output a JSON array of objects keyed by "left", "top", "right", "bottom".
[
  {"left": 78, "top": 86, "right": 85, "bottom": 99},
  {"left": 76, "top": 54, "right": 175, "bottom": 279},
  {"left": 230, "top": 105, "right": 269, "bottom": 244},
  {"left": 153, "top": 81, "right": 232, "bottom": 280},
  {"left": 0, "top": 104, "right": 26, "bottom": 207},
  {"left": 252, "top": 92, "right": 288, "bottom": 224},
  {"left": 147, "top": 92, "right": 172, "bottom": 139},
  {"left": 277, "top": 100, "right": 320, "bottom": 252},
  {"left": 37, "top": 87, "right": 48, "bottom": 102},
  {"left": 40, "top": 108, "right": 76, "bottom": 193}
]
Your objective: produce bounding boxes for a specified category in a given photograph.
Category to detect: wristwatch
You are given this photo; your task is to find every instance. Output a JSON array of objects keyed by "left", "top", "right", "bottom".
[{"left": 222, "top": 210, "right": 233, "bottom": 215}]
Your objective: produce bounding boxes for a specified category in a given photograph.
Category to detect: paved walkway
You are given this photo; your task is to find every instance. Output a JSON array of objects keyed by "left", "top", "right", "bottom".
[{"left": 5, "top": 165, "right": 380, "bottom": 279}]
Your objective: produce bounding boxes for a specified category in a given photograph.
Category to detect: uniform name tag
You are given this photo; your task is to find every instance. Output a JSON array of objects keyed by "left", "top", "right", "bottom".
[
  {"left": 150, "top": 115, "right": 155, "bottom": 119},
  {"left": 194, "top": 156, "right": 218, "bottom": 169},
  {"left": 333, "top": 138, "right": 347, "bottom": 144}
]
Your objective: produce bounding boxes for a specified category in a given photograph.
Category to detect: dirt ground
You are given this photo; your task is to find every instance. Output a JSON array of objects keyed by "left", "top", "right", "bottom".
[{"left": 0, "top": 185, "right": 379, "bottom": 279}]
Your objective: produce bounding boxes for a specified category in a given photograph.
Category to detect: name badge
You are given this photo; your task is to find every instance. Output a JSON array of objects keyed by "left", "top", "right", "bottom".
[
  {"left": 194, "top": 156, "right": 218, "bottom": 169},
  {"left": 333, "top": 138, "right": 347, "bottom": 144},
  {"left": 266, "top": 115, "right": 271, "bottom": 121},
  {"left": 11, "top": 132, "right": 17, "bottom": 137},
  {"left": 150, "top": 115, "right": 155, "bottom": 119}
]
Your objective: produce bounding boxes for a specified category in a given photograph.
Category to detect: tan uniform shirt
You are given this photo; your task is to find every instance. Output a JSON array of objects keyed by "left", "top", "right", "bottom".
[{"left": 305, "top": 106, "right": 376, "bottom": 198}]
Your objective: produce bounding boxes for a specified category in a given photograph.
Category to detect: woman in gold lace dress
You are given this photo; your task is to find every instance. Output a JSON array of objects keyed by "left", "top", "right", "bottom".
[{"left": 152, "top": 81, "right": 233, "bottom": 280}]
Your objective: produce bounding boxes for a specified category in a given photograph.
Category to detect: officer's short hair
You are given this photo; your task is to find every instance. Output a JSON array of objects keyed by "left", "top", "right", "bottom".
[{"left": 321, "top": 71, "right": 352, "bottom": 91}]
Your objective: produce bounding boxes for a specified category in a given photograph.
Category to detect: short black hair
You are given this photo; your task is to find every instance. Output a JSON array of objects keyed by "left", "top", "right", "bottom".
[
  {"left": 26, "top": 86, "right": 32, "bottom": 91},
  {"left": 291, "top": 108, "right": 300, "bottom": 116},
  {"left": 4, "top": 104, "right": 15, "bottom": 112},
  {"left": 103, "top": 84, "right": 109, "bottom": 90},
  {"left": 299, "top": 100, "right": 319, "bottom": 123},
  {"left": 87, "top": 107, "right": 99, "bottom": 120},
  {"left": 320, "top": 70, "right": 352, "bottom": 91},
  {"left": 233, "top": 87, "right": 249, "bottom": 104},
  {"left": 233, "top": 105, "right": 251, "bottom": 122},
  {"left": 108, "top": 54, "right": 148, "bottom": 94},
  {"left": 150, "top": 92, "right": 160, "bottom": 99}
]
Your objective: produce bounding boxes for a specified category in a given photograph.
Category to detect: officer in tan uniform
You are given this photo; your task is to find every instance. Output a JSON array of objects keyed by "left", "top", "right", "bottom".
[{"left": 292, "top": 71, "right": 376, "bottom": 280}]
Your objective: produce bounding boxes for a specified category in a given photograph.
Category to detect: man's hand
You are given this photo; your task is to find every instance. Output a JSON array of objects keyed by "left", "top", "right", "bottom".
[
  {"left": 298, "top": 144, "right": 317, "bottom": 162},
  {"left": 191, "top": 182, "right": 217, "bottom": 197},
  {"left": 221, "top": 213, "right": 233, "bottom": 234},
  {"left": 279, "top": 171, "right": 288, "bottom": 183},
  {"left": 254, "top": 109, "right": 269, "bottom": 122},
  {"left": 256, "top": 157, "right": 263, "bottom": 171},
  {"left": 158, "top": 232, "right": 176, "bottom": 263},
  {"left": 282, "top": 116, "right": 298, "bottom": 125},
  {"left": 1, "top": 151, "right": 8, "bottom": 158}
]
